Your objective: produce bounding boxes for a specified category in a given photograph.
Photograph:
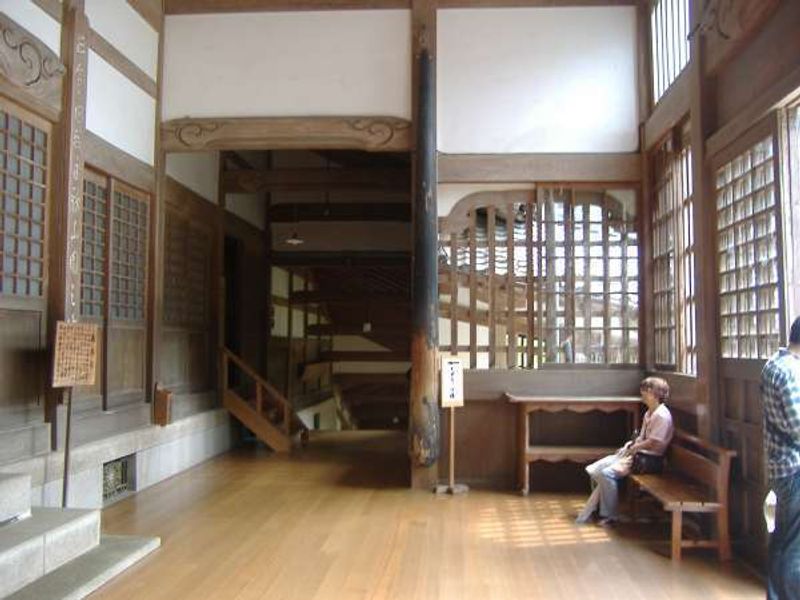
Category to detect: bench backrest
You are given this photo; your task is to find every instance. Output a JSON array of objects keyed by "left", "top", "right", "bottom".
[{"left": 666, "top": 430, "right": 737, "bottom": 502}]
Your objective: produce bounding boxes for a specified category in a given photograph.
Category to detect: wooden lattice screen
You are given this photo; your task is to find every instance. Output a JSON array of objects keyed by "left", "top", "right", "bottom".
[
  {"left": 164, "top": 210, "right": 210, "bottom": 328},
  {"left": 80, "top": 170, "right": 108, "bottom": 318},
  {"left": 110, "top": 184, "right": 148, "bottom": 321},
  {"left": 0, "top": 104, "right": 49, "bottom": 298},
  {"left": 651, "top": 125, "right": 697, "bottom": 373},
  {"left": 649, "top": 0, "right": 690, "bottom": 103},
  {"left": 716, "top": 135, "right": 782, "bottom": 359},
  {"left": 439, "top": 187, "right": 639, "bottom": 369}
]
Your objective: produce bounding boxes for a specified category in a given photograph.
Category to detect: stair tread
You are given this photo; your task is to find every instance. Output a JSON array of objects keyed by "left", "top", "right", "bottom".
[
  {"left": 0, "top": 508, "right": 97, "bottom": 549},
  {"left": 0, "top": 473, "right": 31, "bottom": 524},
  {"left": 7, "top": 534, "right": 161, "bottom": 600}
]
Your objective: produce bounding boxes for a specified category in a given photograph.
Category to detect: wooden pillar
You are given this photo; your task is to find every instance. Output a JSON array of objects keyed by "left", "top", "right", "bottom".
[
  {"left": 409, "top": 0, "right": 440, "bottom": 489},
  {"left": 689, "top": 0, "right": 717, "bottom": 441},
  {"left": 47, "top": 0, "right": 88, "bottom": 447},
  {"left": 146, "top": 10, "right": 166, "bottom": 406},
  {"left": 216, "top": 153, "right": 228, "bottom": 403}
]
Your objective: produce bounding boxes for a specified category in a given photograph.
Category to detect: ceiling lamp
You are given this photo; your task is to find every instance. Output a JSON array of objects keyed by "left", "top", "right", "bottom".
[{"left": 285, "top": 230, "right": 304, "bottom": 246}]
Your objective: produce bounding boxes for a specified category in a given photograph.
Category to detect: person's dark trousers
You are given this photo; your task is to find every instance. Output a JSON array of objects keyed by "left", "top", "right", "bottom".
[{"left": 768, "top": 470, "right": 800, "bottom": 599}]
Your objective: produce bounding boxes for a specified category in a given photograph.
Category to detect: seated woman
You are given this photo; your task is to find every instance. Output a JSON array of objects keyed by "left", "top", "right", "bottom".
[{"left": 576, "top": 376, "right": 674, "bottom": 525}]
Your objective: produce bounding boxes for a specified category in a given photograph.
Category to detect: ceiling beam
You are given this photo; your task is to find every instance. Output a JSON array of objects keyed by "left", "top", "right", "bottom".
[
  {"left": 438, "top": 152, "right": 641, "bottom": 183},
  {"left": 291, "top": 290, "right": 409, "bottom": 304},
  {"left": 224, "top": 168, "right": 410, "bottom": 194},
  {"left": 334, "top": 373, "right": 409, "bottom": 388},
  {"left": 269, "top": 203, "right": 410, "bottom": 223},
  {"left": 271, "top": 251, "right": 410, "bottom": 267},
  {"left": 322, "top": 351, "right": 410, "bottom": 362},
  {"left": 307, "top": 323, "right": 409, "bottom": 336},
  {"left": 165, "top": 0, "right": 635, "bottom": 14}
]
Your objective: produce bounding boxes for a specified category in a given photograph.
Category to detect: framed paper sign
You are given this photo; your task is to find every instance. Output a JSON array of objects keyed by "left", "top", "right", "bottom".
[
  {"left": 441, "top": 357, "right": 464, "bottom": 408},
  {"left": 52, "top": 321, "right": 99, "bottom": 388}
]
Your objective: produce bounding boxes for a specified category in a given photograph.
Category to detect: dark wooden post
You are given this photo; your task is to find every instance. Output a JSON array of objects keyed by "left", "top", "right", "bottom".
[
  {"left": 409, "top": 29, "right": 440, "bottom": 489},
  {"left": 47, "top": 0, "right": 88, "bottom": 447}
]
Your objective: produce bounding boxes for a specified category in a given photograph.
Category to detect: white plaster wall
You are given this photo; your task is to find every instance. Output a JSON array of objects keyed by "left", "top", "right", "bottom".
[
  {"left": 166, "top": 152, "right": 219, "bottom": 204},
  {"left": 162, "top": 10, "right": 411, "bottom": 120},
  {"left": 0, "top": 0, "right": 61, "bottom": 56},
  {"left": 333, "top": 335, "right": 391, "bottom": 352},
  {"left": 86, "top": 51, "right": 156, "bottom": 165},
  {"left": 437, "top": 183, "right": 536, "bottom": 217},
  {"left": 298, "top": 398, "right": 339, "bottom": 431},
  {"left": 438, "top": 7, "right": 638, "bottom": 153},
  {"left": 85, "top": 0, "right": 159, "bottom": 79}
]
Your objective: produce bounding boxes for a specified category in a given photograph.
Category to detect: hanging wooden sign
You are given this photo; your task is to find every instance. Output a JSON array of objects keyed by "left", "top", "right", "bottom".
[{"left": 52, "top": 321, "right": 99, "bottom": 388}]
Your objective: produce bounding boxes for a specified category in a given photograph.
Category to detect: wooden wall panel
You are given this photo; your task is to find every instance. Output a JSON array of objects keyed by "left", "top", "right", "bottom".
[
  {"left": 0, "top": 310, "right": 45, "bottom": 415},
  {"left": 161, "top": 329, "right": 211, "bottom": 393},
  {"left": 715, "top": 0, "right": 800, "bottom": 131},
  {"left": 719, "top": 358, "right": 768, "bottom": 570},
  {"left": 107, "top": 326, "right": 145, "bottom": 404}
]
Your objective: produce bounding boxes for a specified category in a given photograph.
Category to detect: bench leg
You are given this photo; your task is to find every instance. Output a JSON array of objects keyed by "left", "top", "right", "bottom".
[
  {"left": 717, "top": 508, "right": 732, "bottom": 561},
  {"left": 671, "top": 511, "right": 682, "bottom": 561}
]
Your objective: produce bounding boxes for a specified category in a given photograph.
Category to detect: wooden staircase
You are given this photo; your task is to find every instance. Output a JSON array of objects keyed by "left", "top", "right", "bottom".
[{"left": 221, "top": 348, "right": 308, "bottom": 452}]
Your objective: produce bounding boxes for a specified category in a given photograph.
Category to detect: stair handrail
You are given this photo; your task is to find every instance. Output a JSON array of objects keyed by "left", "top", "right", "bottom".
[{"left": 221, "top": 347, "right": 295, "bottom": 417}]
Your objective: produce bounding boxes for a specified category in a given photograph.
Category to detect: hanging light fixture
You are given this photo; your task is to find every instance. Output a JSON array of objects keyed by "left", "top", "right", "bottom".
[{"left": 285, "top": 201, "right": 304, "bottom": 245}]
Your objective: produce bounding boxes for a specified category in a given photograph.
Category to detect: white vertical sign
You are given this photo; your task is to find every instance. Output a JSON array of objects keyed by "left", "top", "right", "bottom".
[{"left": 441, "top": 358, "right": 464, "bottom": 408}]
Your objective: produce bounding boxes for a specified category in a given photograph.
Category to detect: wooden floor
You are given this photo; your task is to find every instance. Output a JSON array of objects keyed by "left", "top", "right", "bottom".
[{"left": 94, "top": 431, "right": 763, "bottom": 600}]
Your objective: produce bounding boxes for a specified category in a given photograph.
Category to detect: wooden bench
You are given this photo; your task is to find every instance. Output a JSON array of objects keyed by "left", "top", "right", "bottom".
[{"left": 629, "top": 430, "right": 736, "bottom": 561}]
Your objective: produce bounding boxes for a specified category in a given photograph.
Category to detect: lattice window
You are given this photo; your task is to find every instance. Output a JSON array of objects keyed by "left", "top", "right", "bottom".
[
  {"left": 439, "top": 187, "right": 639, "bottom": 368},
  {"left": 164, "top": 211, "right": 209, "bottom": 328},
  {"left": 716, "top": 136, "right": 781, "bottom": 359},
  {"left": 650, "top": 0, "right": 690, "bottom": 103},
  {"left": 651, "top": 127, "right": 696, "bottom": 373},
  {"left": 0, "top": 108, "right": 48, "bottom": 297},
  {"left": 80, "top": 171, "right": 108, "bottom": 317},
  {"left": 110, "top": 186, "right": 148, "bottom": 321}
]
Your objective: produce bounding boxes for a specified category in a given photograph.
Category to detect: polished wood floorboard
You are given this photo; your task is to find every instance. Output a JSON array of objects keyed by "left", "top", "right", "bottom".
[{"left": 94, "top": 431, "right": 763, "bottom": 600}]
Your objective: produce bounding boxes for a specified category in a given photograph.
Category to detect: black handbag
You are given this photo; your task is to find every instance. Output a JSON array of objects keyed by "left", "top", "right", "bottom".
[{"left": 631, "top": 452, "right": 664, "bottom": 475}]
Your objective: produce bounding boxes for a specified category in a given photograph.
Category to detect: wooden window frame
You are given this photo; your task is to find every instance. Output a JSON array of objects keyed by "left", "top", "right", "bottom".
[
  {"left": 0, "top": 97, "right": 52, "bottom": 311},
  {"left": 439, "top": 184, "right": 640, "bottom": 370},
  {"left": 711, "top": 116, "right": 787, "bottom": 360},
  {"left": 79, "top": 166, "right": 151, "bottom": 409},
  {"left": 650, "top": 123, "right": 697, "bottom": 374},
  {"left": 649, "top": 0, "right": 691, "bottom": 106}
]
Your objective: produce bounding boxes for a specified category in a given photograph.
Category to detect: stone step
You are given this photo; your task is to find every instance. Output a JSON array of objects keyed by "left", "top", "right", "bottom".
[
  {"left": 0, "top": 422, "right": 50, "bottom": 466},
  {"left": 0, "top": 508, "right": 100, "bottom": 598},
  {"left": 7, "top": 534, "right": 161, "bottom": 600},
  {"left": 0, "top": 472, "right": 31, "bottom": 524}
]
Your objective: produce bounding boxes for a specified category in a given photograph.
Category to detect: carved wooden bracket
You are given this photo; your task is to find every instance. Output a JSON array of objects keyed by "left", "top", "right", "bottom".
[
  {"left": 0, "top": 12, "right": 65, "bottom": 114},
  {"left": 691, "top": 0, "right": 780, "bottom": 74},
  {"left": 161, "top": 116, "right": 412, "bottom": 153}
]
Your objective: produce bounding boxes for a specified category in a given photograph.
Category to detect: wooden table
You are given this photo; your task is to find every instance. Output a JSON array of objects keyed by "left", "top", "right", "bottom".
[{"left": 506, "top": 394, "right": 642, "bottom": 495}]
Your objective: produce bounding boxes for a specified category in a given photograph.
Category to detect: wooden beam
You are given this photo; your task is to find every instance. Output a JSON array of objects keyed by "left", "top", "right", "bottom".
[
  {"left": 268, "top": 203, "right": 410, "bottom": 223},
  {"left": 166, "top": 0, "right": 408, "bottom": 12},
  {"left": 290, "top": 291, "right": 408, "bottom": 305},
  {"left": 31, "top": 0, "right": 63, "bottom": 21},
  {"left": 162, "top": 116, "right": 412, "bottom": 153},
  {"left": 271, "top": 251, "right": 410, "bottom": 267},
  {"left": 308, "top": 323, "right": 409, "bottom": 336},
  {"left": 84, "top": 131, "right": 155, "bottom": 193},
  {"left": 47, "top": 1, "right": 89, "bottom": 448},
  {"left": 643, "top": 69, "right": 691, "bottom": 150},
  {"left": 164, "top": 0, "right": 636, "bottom": 12},
  {"left": 87, "top": 28, "right": 157, "bottom": 98},
  {"left": 224, "top": 168, "right": 409, "bottom": 194},
  {"left": 438, "top": 153, "right": 641, "bottom": 183},
  {"left": 334, "top": 373, "right": 409, "bottom": 388},
  {"left": 127, "top": 0, "right": 163, "bottom": 32},
  {"left": 322, "top": 351, "right": 410, "bottom": 362}
]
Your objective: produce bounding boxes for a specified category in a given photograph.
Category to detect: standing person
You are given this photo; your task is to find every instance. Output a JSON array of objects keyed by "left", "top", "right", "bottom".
[
  {"left": 762, "top": 316, "right": 800, "bottom": 600},
  {"left": 576, "top": 376, "right": 674, "bottom": 525}
]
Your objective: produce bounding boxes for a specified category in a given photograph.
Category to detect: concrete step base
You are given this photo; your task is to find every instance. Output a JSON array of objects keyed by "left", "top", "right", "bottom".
[
  {"left": 0, "top": 508, "right": 100, "bottom": 597},
  {"left": 7, "top": 534, "right": 160, "bottom": 600},
  {"left": 0, "top": 473, "right": 31, "bottom": 524}
]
